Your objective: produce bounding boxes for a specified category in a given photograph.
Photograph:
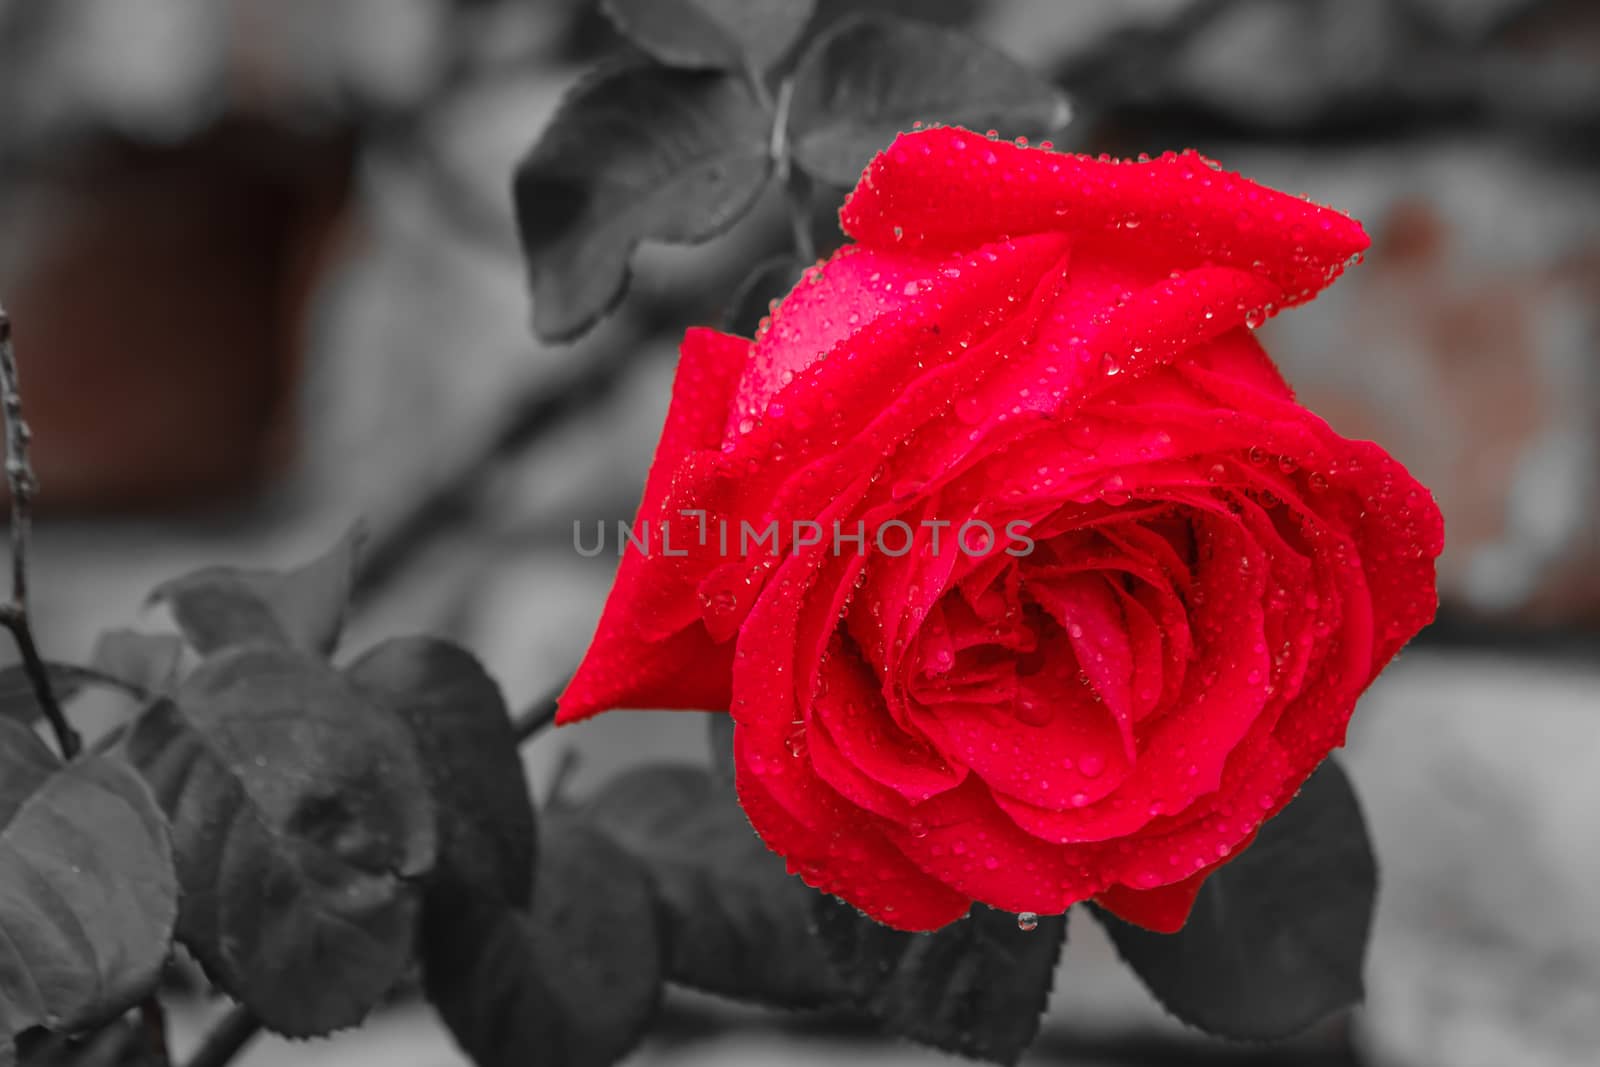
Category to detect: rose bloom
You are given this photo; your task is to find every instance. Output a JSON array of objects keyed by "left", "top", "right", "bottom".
[{"left": 558, "top": 127, "right": 1444, "bottom": 933}]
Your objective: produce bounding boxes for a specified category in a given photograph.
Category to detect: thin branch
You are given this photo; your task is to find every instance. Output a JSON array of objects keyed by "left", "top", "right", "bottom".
[
  {"left": 1, "top": 310, "right": 33, "bottom": 609},
  {"left": 512, "top": 678, "right": 565, "bottom": 743},
  {"left": 1, "top": 305, "right": 172, "bottom": 1063},
  {"left": 183, "top": 1005, "right": 262, "bottom": 1067},
  {"left": 0, "top": 301, "right": 79, "bottom": 759},
  {"left": 542, "top": 745, "right": 582, "bottom": 810}
]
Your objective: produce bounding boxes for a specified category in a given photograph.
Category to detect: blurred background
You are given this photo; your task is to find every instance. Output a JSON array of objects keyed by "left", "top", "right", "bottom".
[{"left": 0, "top": 1, "right": 1596, "bottom": 1065}]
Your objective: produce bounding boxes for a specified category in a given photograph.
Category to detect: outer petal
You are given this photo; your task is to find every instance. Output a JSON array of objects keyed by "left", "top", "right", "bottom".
[
  {"left": 727, "top": 244, "right": 941, "bottom": 435},
  {"left": 843, "top": 127, "right": 1369, "bottom": 309},
  {"left": 636, "top": 234, "right": 1071, "bottom": 649},
  {"left": 1094, "top": 842, "right": 1253, "bottom": 934},
  {"left": 557, "top": 328, "right": 748, "bottom": 722},
  {"left": 736, "top": 740, "right": 972, "bottom": 931}
]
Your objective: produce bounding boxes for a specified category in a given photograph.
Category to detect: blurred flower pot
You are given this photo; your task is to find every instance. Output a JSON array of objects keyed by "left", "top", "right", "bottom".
[{"left": 0, "top": 120, "right": 353, "bottom": 512}]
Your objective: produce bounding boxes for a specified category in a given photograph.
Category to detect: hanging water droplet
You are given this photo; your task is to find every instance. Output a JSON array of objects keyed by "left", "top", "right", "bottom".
[{"left": 1017, "top": 912, "right": 1039, "bottom": 932}]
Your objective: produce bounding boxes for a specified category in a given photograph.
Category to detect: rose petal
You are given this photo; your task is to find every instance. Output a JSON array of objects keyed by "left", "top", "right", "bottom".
[
  {"left": 728, "top": 244, "right": 941, "bottom": 436},
  {"left": 735, "top": 730, "right": 971, "bottom": 931},
  {"left": 812, "top": 640, "right": 967, "bottom": 806},
  {"left": 844, "top": 127, "right": 1368, "bottom": 307},
  {"left": 558, "top": 328, "right": 749, "bottom": 721},
  {"left": 1094, "top": 838, "right": 1252, "bottom": 933}
]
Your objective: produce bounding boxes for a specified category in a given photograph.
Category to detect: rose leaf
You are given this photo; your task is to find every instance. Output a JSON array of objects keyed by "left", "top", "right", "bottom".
[
  {"left": 786, "top": 12, "right": 1072, "bottom": 187},
  {"left": 421, "top": 818, "right": 663, "bottom": 1067},
  {"left": 811, "top": 896, "right": 1066, "bottom": 1066},
  {"left": 124, "top": 645, "right": 436, "bottom": 1037},
  {"left": 599, "top": 0, "right": 817, "bottom": 73},
  {"left": 147, "top": 522, "right": 366, "bottom": 658},
  {"left": 345, "top": 636, "right": 536, "bottom": 907},
  {"left": 1092, "top": 757, "right": 1376, "bottom": 1040},
  {"left": 579, "top": 763, "right": 844, "bottom": 1008},
  {"left": 89, "top": 629, "right": 186, "bottom": 697},
  {"left": 0, "top": 718, "right": 177, "bottom": 1046},
  {"left": 513, "top": 63, "right": 773, "bottom": 343}
]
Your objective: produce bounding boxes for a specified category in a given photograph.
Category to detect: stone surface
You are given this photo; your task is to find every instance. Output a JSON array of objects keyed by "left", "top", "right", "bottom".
[{"left": 1345, "top": 650, "right": 1600, "bottom": 1067}]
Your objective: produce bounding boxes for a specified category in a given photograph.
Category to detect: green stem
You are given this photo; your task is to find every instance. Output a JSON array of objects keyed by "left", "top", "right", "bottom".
[
  {"left": 513, "top": 679, "right": 565, "bottom": 743},
  {"left": 183, "top": 1005, "right": 262, "bottom": 1067}
]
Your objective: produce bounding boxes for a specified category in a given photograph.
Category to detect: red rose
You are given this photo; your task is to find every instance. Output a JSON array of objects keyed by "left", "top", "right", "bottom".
[{"left": 558, "top": 127, "right": 1444, "bottom": 933}]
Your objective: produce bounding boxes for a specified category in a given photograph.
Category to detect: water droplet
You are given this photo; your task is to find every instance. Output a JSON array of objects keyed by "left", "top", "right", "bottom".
[
  {"left": 1079, "top": 753, "right": 1106, "bottom": 778},
  {"left": 1069, "top": 419, "right": 1102, "bottom": 450},
  {"left": 1017, "top": 912, "right": 1039, "bottom": 932}
]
